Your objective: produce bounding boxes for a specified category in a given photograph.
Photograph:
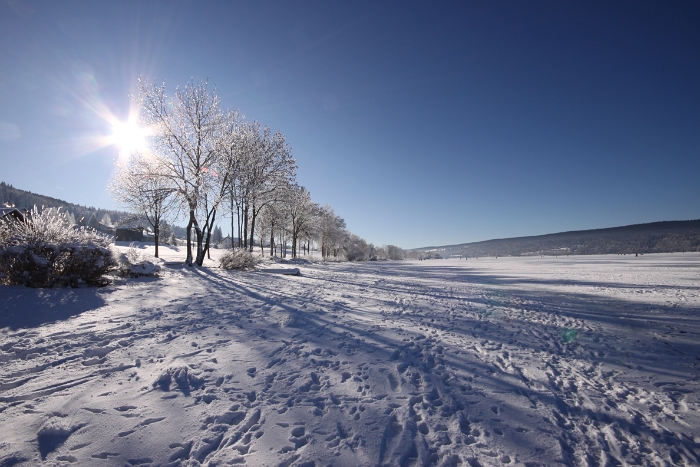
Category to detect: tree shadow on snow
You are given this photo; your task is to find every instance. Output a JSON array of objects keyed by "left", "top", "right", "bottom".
[
  {"left": 183, "top": 262, "right": 700, "bottom": 465},
  {"left": 0, "top": 285, "right": 111, "bottom": 330}
]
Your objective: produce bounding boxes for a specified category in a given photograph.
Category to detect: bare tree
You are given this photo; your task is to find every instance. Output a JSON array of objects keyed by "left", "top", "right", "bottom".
[
  {"left": 257, "top": 201, "right": 284, "bottom": 257},
  {"left": 317, "top": 205, "right": 347, "bottom": 259},
  {"left": 109, "top": 153, "right": 176, "bottom": 258},
  {"left": 129, "top": 78, "right": 388, "bottom": 266},
  {"left": 386, "top": 245, "right": 405, "bottom": 260},
  {"left": 218, "top": 111, "right": 249, "bottom": 250},
  {"left": 136, "top": 78, "right": 230, "bottom": 266},
  {"left": 345, "top": 233, "right": 369, "bottom": 261},
  {"left": 227, "top": 122, "right": 296, "bottom": 252},
  {"left": 287, "top": 186, "right": 317, "bottom": 258}
]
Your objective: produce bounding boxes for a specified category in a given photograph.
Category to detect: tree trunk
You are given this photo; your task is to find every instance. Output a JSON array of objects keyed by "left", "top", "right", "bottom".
[
  {"left": 154, "top": 223, "right": 159, "bottom": 258},
  {"left": 201, "top": 209, "right": 216, "bottom": 263},
  {"left": 249, "top": 206, "right": 257, "bottom": 253},
  {"left": 185, "top": 211, "right": 195, "bottom": 266},
  {"left": 194, "top": 219, "right": 205, "bottom": 266},
  {"left": 236, "top": 204, "right": 242, "bottom": 249},
  {"left": 243, "top": 205, "right": 249, "bottom": 250},
  {"left": 231, "top": 195, "right": 236, "bottom": 250}
]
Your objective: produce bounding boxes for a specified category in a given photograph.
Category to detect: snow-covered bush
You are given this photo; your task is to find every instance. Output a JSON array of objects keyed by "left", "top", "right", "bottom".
[
  {"left": 117, "top": 256, "right": 162, "bottom": 277},
  {"left": 116, "top": 244, "right": 162, "bottom": 277},
  {"left": 0, "top": 206, "right": 116, "bottom": 287},
  {"left": 125, "top": 242, "right": 141, "bottom": 263},
  {"left": 219, "top": 249, "right": 260, "bottom": 270}
]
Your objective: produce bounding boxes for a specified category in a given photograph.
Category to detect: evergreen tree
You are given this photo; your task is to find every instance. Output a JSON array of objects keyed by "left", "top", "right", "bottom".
[{"left": 212, "top": 226, "right": 223, "bottom": 246}]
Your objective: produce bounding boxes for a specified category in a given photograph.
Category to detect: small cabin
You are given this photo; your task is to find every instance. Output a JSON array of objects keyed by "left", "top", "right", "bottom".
[
  {"left": 0, "top": 207, "right": 27, "bottom": 224},
  {"left": 95, "top": 222, "right": 116, "bottom": 236},
  {"left": 220, "top": 236, "right": 233, "bottom": 249},
  {"left": 115, "top": 227, "right": 143, "bottom": 242}
]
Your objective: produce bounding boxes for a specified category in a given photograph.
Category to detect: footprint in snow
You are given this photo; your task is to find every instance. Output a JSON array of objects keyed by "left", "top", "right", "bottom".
[
  {"left": 91, "top": 452, "right": 120, "bottom": 459},
  {"left": 127, "top": 458, "right": 153, "bottom": 465},
  {"left": 387, "top": 373, "right": 399, "bottom": 391}
]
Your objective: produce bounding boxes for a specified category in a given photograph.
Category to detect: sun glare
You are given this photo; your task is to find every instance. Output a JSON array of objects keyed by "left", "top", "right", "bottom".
[{"left": 108, "top": 118, "right": 150, "bottom": 156}]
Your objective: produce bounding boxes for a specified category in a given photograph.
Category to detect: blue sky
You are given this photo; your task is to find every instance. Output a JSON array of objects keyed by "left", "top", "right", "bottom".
[{"left": 1, "top": 1, "right": 698, "bottom": 249}]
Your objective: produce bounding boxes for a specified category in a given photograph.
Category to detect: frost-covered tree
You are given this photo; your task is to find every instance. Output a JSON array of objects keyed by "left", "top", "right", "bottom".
[
  {"left": 218, "top": 111, "right": 249, "bottom": 250},
  {"left": 159, "top": 221, "right": 173, "bottom": 245},
  {"left": 224, "top": 121, "right": 296, "bottom": 252},
  {"left": 387, "top": 245, "right": 405, "bottom": 260},
  {"left": 211, "top": 226, "right": 223, "bottom": 246},
  {"left": 317, "top": 205, "right": 347, "bottom": 259},
  {"left": 345, "top": 234, "right": 369, "bottom": 261},
  {"left": 273, "top": 200, "right": 292, "bottom": 258},
  {"left": 136, "top": 78, "right": 230, "bottom": 266},
  {"left": 286, "top": 186, "right": 318, "bottom": 259},
  {"left": 255, "top": 204, "right": 272, "bottom": 255},
  {"left": 126, "top": 78, "right": 398, "bottom": 265},
  {"left": 256, "top": 201, "right": 283, "bottom": 257},
  {"left": 109, "top": 153, "right": 177, "bottom": 258},
  {"left": 86, "top": 213, "right": 99, "bottom": 230}
]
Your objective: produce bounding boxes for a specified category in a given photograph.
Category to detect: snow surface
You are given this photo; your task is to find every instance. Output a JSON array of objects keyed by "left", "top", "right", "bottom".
[{"left": 0, "top": 248, "right": 698, "bottom": 466}]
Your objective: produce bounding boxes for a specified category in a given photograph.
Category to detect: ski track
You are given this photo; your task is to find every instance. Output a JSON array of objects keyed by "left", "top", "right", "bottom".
[{"left": 0, "top": 253, "right": 698, "bottom": 466}]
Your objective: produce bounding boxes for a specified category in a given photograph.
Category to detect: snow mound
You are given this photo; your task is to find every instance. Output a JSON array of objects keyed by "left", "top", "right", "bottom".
[
  {"left": 127, "top": 261, "right": 161, "bottom": 277},
  {"left": 116, "top": 249, "right": 163, "bottom": 277},
  {"left": 152, "top": 365, "right": 205, "bottom": 395},
  {"left": 37, "top": 418, "right": 85, "bottom": 460}
]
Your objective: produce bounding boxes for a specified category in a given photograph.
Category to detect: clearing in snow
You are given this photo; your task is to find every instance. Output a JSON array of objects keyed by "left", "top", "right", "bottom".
[{"left": 0, "top": 249, "right": 698, "bottom": 466}]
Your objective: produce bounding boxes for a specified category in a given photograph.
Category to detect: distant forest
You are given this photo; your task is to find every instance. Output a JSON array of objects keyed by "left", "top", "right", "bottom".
[
  {"left": 416, "top": 220, "right": 700, "bottom": 258},
  {"left": 1, "top": 182, "right": 128, "bottom": 226},
  {"left": 0, "top": 182, "right": 186, "bottom": 237}
]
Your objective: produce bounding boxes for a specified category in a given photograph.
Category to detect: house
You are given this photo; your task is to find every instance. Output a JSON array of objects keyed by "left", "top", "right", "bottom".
[
  {"left": 220, "top": 236, "right": 233, "bottom": 249},
  {"left": 95, "top": 222, "right": 116, "bottom": 236},
  {"left": 115, "top": 226, "right": 144, "bottom": 242},
  {"left": 0, "top": 207, "right": 28, "bottom": 224},
  {"left": 219, "top": 236, "right": 243, "bottom": 249}
]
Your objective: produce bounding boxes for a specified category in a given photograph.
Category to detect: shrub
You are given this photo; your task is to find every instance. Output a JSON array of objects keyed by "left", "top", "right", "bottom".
[
  {"left": 219, "top": 249, "right": 260, "bottom": 270},
  {"left": 0, "top": 206, "right": 117, "bottom": 287},
  {"left": 116, "top": 247, "right": 162, "bottom": 278},
  {"left": 125, "top": 242, "right": 141, "bottom": 263}
]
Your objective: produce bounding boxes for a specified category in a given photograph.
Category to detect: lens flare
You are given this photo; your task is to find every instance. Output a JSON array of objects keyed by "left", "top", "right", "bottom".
[{"left": 107, "top": 116, "right": 150, "bottom": 157}]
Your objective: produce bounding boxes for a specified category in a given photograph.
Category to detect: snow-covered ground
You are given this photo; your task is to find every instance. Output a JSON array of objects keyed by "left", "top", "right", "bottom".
[{"left": 0, "top": 249, "right": 698, "bottom": 466}]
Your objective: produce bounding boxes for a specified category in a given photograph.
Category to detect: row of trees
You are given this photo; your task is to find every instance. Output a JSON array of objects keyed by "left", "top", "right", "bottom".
[{"left": 110, "top": 79, "right": 399, "bottom": 265}]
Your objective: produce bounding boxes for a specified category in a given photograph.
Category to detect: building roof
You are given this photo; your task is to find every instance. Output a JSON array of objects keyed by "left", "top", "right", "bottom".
[{"left": 0, "top": 207, "right": 27, "bottom": 222}]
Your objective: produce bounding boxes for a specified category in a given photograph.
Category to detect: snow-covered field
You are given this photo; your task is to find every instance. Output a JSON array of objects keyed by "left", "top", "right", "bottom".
[{"left": 1, "top": 248, "right": 698, "bottom": 466}]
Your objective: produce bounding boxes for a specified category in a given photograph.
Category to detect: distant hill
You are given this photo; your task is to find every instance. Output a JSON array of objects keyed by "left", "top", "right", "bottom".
[
  {"left": 0, "top": 181, "right": 130, "bottom": 228},
  {"left": 0, "top": 182, "right": 183, "bottom": 238},
  {"left": 414, "top": 220, "right": 700, "bottom": 257}
]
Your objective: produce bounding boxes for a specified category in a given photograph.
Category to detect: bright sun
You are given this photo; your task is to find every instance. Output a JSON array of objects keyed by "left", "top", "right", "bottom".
[{"left": 109, "top": 119, "right": 150, "bottom": 156}]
